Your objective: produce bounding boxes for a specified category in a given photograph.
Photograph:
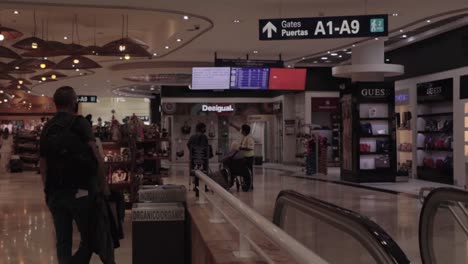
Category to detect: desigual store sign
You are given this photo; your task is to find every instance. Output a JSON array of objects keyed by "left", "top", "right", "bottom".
[{"left": 201, "top": 104, "right": 234, "bottom": 113}]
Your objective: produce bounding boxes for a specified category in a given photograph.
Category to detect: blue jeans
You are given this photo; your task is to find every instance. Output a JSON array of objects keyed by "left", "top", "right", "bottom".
[{"left": 47, "top": 192, "right": 93, "bottom": 264}]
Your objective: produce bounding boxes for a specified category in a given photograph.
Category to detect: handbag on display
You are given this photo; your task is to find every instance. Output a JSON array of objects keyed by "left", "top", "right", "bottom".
[
  {"left": 395, "top": 113, "right": 401, "bottom": 128},
  {"left": 423, "top": 157, "right": 435, "bottom": 169},
  {"left": 398, "top": 143, "right": 412, "bottom": 152},
  {"left": 369, "top": 107, "right": 377, "bottom": 118},
  {"left": 425, "top": 119, "right": 437, "bottom": 132},
  {"left": 376, "top": 140, "right": 390, "bottom": 153},
  {"left": 360, "top": 144, "right": 371, "bottom": 153},
  {"left": 376, "top": 129, "right": 387, "bottom": 135},
  {"left": 181, "top": 121, "right": 191, "bottom": 135},
  {"left": 375, "top": 156, "right": 390, "bottom": 168},
  {"left": 360, "top": 123, "right": 373, "bottom": 136}
]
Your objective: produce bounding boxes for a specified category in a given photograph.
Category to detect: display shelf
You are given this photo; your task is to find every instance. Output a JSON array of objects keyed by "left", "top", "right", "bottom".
[
  {"left": 359, "top": 117, "right": 391, "bottom": 121},
  {"left": 417, "top": 166, "right": 453, "bottom": 184},
  {"left": 341, "top": 82, "right": 396, "bottom": 183},
  {"left": 360, "top": 152, "right": 390, "bottom": 155},
  {"left": 417, "top": 147, "right": 453, "bottom": 152},
  {"left": 109, "top": 182, "right": 132, "bottom": 190},
  {"left": 417, "top": 112, "right": 453, "bottom": 118},
  {"left": 417, "top": 131, "right": 450, "bottom": 135},
  {"left": 105, "top": 161, "right": 132, "bottom": 166},
  {"left": 360, "top": 135, "right": 391, "bottom": 138}
]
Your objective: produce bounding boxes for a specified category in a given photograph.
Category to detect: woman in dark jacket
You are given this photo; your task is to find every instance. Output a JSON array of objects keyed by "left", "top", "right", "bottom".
[{"left": 187, "top": 123, "right": 210, "bottom": 195}]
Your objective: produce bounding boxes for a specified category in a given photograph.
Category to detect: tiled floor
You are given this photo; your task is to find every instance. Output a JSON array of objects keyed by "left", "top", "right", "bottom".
[{"left": 0, "top": 165, "right": 466, "bottom": 263}]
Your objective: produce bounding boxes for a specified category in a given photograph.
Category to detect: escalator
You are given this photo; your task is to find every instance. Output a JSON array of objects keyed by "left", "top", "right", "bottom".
[{"left": 273, "top": 188, "right": 468, "bottom": 264}]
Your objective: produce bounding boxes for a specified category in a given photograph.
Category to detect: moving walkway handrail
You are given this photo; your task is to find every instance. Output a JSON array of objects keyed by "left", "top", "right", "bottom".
[
  {"left": 419, "top": 188, "right": 468, "bottom": 264},
  {"left": 194, "top": 170, "right": 328, "bottom": 264},
  {"left": 273, "top": 190, "right": 410, "bottom": 264}
]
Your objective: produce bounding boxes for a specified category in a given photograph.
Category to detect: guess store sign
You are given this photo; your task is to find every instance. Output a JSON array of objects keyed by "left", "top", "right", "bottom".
[
  {"left": 358, "top": 87, "right": 391, "bottom": 99},
  {"left": 311, "top": 97, "right": 339, "bottom": 112},
  {"left": 417, "top": 78, "right": 453, "bottom": 102}
]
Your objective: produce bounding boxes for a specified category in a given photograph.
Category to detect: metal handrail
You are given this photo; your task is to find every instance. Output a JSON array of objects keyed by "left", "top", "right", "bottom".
[
  {"left": 419, "top": 188, "right": 468, "bottom": 264},
  {"left": 273, "top": 190, "right": 410, "bottom": 264},
  {"left": 194, "top": 170, "right": 328, "bottom": 264}
]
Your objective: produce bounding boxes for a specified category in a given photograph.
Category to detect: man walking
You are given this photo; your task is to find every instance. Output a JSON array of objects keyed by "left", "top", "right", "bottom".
[{"left": 40, "top": 86, "right": 111, "bottom": 263}]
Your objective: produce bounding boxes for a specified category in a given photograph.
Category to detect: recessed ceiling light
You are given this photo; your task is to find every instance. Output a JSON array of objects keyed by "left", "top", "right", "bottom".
[
  {"left": 385, "top": 58, "right": 390, "bottom": 62},
  {"left": 15, "top": 66, "right": 19, "bottom": 70},
  {"left": 330, "top": 53, "right": 338, "bottom": 56},
  {"left": 183, "top": 15, "right": 189, "bottom": 20},
  {"left": 131, "top": 88, "right": 135, "bottom": 91},
  {"left": 233, "top": 19, "right": 241, "bottom": 23},
  {"left": 13, "top": 10, "right": 19, "bottom": 15},
  {"left": 153, "top": 53, "right": 158, "bottom": 56},
  {"left": 165, "top": 46, "right": 170, "bottom": 49},
  {"left": 41, "top": 94, "right": 44, "bottom": 97},
  {"left": 392, "top": 13, "right": 399, "bottom": 17},
  {"left": 402, "top": 34, "right": 407, "bottom": 38},
  {"left": 375, "top": 38, "right": 379, "bottom": 40},
  {"left": 287, "top": 65, "right": 292, "bottom": 68},
  {"left": 38, "top": 81, "right": 42, "bottom": 83},
  {"left": 399, "top": 29, "right": 404, "bottom": 33},
  {"left": 302, "top": 57, "right": 306, "bottom": 60},
  {"left": 75, "top": 68, "right": 80, "bottom": 72},
  {"left": 321, "top": 57, "right": 328, "bottom": 60},
  {"left": 352, "top": 44, "right": 356, "bottom": 47},
  {"left": 3, "top": 99, "right": 7, "bottom": 102},
  {"left": 176, "top": 38, "right": 182, "bottom": 42},
  {"left": 325, "top": 60, "right": 331, "bottom": 63},
  {"left": 63, "top": 36, "right": 68, "bottom": 40},
  {"left": 347, "top": 51, "right": 352, "bottom": 54},
  {"left": 338, "top": 55, "right": 343, "bottom": 58},
  {"left": 343, "top": 49, "right": 347, "bottom": 52},
  {"left": 327, "top": 51, "right": 331, "bottom": 54},
  {"left": 253, "top": 50, "right": 258, "bottom": 54},
  {"left": 426, "top": 20, "right": 431, "bottom": 23},
  {"left": 313, "top": 61, "right": 318, "bottom": 63},
  {"left": 27, "top": 91, "right": 31, "bottom": 94}
]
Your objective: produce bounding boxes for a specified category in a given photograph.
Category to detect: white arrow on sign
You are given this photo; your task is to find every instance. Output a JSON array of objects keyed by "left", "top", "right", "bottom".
[{"left": 262, "top": 22, "right": 277, "bottom": 38}]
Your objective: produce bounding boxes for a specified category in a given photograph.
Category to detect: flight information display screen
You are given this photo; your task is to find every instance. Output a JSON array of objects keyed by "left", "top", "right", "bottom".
[
  {"left": 230, "top": 67, "right": 269, "bottom": 90},
  {"left": 191, "top": 67, "right": 231, "bottom": 90}
]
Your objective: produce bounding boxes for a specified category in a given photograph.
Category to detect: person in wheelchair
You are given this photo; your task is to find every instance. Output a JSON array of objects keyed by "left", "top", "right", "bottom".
[{"left": 220, "top": 142, "right": 252, "bottom": 192}]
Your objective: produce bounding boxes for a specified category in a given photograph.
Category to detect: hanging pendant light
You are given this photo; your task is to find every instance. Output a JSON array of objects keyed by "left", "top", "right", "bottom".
[
  {"left": 0, "top": 46, "right": 22, "bottom": 59},
  {"left": 6, "top": 59, "right": 37, "bottom": 74},
  {"left": 0, "top": 73, "right": 15, "bottom": 81},
  {"left": 16, "top": 58, "right": 56, "bottom": 70},
  {"left": 12, "top": 11, "right": 48, "bottom": 51},
  {"left": 11, "top": 78, "right": 33, "bottom": 85},
  {"left": 0, "top": 25, "right": 23, "bottom": 41},
  {"left": 21, "top": 41, "right": 69, "bottom": 57},
  {"left": 55, "top": 55, "right": 101, "bottom": 70},
  {"left": 30, "top": 70, "right": 66, "bottom": 81},
  {"left": 4, "top": 83, "right": 31, "bottom": 92},
  {"left": 99, "top": 15, "right": 150, "bottom": 57}
]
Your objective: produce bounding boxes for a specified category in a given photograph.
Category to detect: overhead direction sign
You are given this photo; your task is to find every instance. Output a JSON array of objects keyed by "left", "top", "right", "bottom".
[{"left": 259, "top": 14, "right": 388, "bottom": 40}]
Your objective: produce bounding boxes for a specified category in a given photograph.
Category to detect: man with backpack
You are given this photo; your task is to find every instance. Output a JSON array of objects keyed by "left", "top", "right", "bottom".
[{"left": 40, "top": 86, "right": 112, "bottom": 264}]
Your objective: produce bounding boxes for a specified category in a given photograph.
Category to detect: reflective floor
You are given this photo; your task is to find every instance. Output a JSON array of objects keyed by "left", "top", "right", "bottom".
[{"left": 0, "top": 165, "right": 464, "bottom": 263}]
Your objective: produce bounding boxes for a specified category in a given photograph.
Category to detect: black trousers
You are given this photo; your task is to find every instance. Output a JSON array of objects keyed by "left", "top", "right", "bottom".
[
  {"left": 245, "top": 156, "right": 254, "bottom": 188},
  {"left": 47, "top": 192, "right": 93, "bottom": 264}
]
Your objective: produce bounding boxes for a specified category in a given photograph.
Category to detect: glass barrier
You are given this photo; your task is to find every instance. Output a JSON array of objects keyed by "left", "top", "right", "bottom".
[
  {"left": 419, "top": 188, "right": 468, "bottom": 264},
  {"left": 273, "top": 190, "right": 410, "bottom": 264}
]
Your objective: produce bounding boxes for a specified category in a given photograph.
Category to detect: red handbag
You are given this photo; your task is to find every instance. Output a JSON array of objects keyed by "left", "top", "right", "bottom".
[
  {"left": 360, "top": 144, "right": 371, "bottom": 153},
  {"left": 423, "top": 157, "right": 435, "bottom": 168}
]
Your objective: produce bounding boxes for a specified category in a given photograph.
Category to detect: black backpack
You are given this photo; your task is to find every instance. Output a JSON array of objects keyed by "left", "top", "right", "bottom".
[{"left": 44, "top": 116, "right": 97, "bottom": 191}]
